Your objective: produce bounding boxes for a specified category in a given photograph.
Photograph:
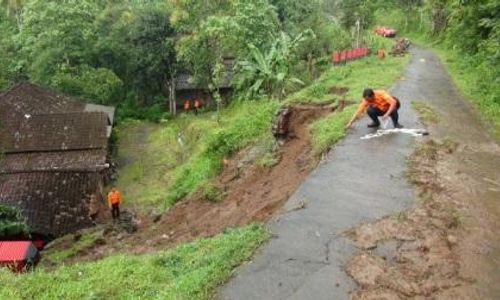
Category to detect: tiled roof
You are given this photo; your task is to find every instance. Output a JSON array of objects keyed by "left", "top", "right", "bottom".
[
  {"left": 0, "top": 83, "right": 85, "bottom": 118},
  {"left": 0, "top": 112, "right": 108, "bottom": 153},
  {"left": 0, "top": 150, "right": 107, "bottom": 173},
  {"left": 0, "top": 83, "right": 112, "bottom": 237},
  {"left": 0, "top": 172, "right": 102, "bottom": 237}
]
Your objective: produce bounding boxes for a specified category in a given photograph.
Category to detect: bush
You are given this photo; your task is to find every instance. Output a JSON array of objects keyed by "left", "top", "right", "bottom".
[{"left": 0, "top": 204, "right": 28, "bottom": 238}]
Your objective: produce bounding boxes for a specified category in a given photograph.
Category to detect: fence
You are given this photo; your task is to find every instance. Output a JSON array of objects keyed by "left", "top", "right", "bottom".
[{"left": 331, "top": 48, "right": 370, "bottom": 65}]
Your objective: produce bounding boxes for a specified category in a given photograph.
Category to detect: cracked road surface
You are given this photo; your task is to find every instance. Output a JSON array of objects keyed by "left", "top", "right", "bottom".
[{"left": 218, "top": 52, "right": 425, "bottom": 299}]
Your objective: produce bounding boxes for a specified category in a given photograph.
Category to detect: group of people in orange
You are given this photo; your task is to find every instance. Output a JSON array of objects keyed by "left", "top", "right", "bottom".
[{"left": 183, "top": 99, "right": 202, "bottom": 115}]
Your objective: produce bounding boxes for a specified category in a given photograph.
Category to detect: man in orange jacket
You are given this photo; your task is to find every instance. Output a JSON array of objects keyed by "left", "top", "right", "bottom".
[
  {"left": 346, "top": 88, "right": 403, "bottom": 129},
  {"left": 107, "top": 187, "right": 122, "bottom": 220}
]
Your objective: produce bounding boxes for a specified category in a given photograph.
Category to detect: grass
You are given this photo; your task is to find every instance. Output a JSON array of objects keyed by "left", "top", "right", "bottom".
[
  {"left": 0, "top": 225, "right": 268, "bottom": 300},
  {"left": 411, "top": 101, "right": 439, "bottom": 124},
  {"left": 164, "top": 101, "right": 279, "bottom": 208},
  {"left": 43, "top": 231, "right": 102, "bottom": 265},
  {"left": 310, "top": 106, "right": 357, "bottom": 154}
]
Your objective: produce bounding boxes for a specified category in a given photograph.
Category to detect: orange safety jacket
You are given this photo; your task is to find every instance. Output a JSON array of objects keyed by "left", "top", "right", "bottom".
[
  {"left": 355, "top": 90, "right": 397, "bottom": 116},
  {"left": 107, "top": 191, "right": 121, "bottom": 208}
]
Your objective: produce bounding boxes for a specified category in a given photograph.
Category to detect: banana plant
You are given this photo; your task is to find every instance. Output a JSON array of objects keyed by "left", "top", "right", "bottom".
[{"left": 234, "top": 30, "right": 314, "bottom": 100}]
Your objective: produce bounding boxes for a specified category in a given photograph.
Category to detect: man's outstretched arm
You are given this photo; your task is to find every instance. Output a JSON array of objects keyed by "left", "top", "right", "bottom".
[{"left": 346, "top": 101, "right": 367, "bottom": 129}]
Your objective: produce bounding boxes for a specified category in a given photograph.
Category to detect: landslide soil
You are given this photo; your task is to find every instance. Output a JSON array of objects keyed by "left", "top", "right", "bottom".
[
  {"left": 43, "top": 104, "right": 333, "bottom": 265},
  {"left": 345, "top": 139, "right": 500, "bottom": 299}
]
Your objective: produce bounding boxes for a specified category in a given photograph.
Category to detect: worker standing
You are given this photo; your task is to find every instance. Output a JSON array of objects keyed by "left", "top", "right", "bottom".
[
  {"left": 346, "top": 88, "right": 403, "bottom": 129},
  {"left": 194, "top": 99, "right": 201, "bottom": 115},
  {"left": 107, "top": 187, "right": 122, "bottom": 220},
  {"left": 183, "top": 100, "right": 190, "bottom": 113}
]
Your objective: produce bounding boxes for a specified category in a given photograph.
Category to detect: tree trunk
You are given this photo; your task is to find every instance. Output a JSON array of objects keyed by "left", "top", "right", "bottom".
[{"left": 168, "top": 72, "right": 177, "bottom": 117}]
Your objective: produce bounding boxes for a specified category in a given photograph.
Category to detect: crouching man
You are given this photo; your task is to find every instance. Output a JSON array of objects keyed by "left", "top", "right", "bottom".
[{"left": 346, "top": 88, "right": 403, "bottom": 129}]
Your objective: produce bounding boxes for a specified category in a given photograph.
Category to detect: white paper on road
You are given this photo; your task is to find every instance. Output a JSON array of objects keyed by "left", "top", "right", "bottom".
[{"left": 361, "top": 128, "right": 429, "bottom": 140}]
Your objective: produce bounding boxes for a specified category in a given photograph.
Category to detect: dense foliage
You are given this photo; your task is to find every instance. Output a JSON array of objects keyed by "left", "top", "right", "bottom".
[
  {"left": 0, "top": 204, "right": 28, "bottom": 237},
  {"left": 0, "top": 0, "right": 355, "bottom": 120}
]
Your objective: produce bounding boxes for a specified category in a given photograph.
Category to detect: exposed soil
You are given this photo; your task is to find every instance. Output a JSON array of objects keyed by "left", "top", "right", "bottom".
[
  {"left": 345, "top": 139, "right": 500, "bottom": 299},
  {"left": 329, "top": 86, "right": 349, "bottom": 96},
  {"left": 42, "top": 104, "right": 333, "bottom": 265}
]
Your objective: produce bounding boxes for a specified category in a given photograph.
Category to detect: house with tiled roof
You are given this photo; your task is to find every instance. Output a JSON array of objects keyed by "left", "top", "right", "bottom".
[
  {"left": 0, "top": 83, "right": 114, "bottom": 238},
  {"left": 175, "top": 58, "right": 235, "bottom": 108}
]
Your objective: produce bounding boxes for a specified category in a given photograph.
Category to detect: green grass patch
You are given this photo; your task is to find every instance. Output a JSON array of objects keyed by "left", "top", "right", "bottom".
[
  {"left": 310, "top": 106, "right": 356, "bottom": 154},
  {"left": 41, "top": 231, "right": 102, "bottom": 265},
  {"left": 164, "top": 101, "right": 279, "bottom": 208},
  {"left": 411, "top": 101, "right": 439, "bottom": 124},
  {"left": 0, "top": 225, "right": 268, "bottom": 300}
]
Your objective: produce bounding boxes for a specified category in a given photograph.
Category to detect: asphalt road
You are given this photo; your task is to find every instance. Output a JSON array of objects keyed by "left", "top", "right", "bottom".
[{"left": 219, "top": 47, "right": 500, "bottom": 299}]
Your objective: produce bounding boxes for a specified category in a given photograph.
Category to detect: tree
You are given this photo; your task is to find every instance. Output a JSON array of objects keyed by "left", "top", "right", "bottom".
[
  {"left": 128, "top": 6, "right": 177, "bottom": 105},
  {"left": 337, "top": 0, "right": 375, "bottom": 30},
  {"left": 0, "top": 0, "right": 24, "bottom": 29},
  {"left": 0, "top": 8, "right": 17, "bottom": 90}
]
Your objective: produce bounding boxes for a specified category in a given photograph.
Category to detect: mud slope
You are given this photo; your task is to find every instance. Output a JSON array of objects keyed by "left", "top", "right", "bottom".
[
  {"left": 45, "top": 104, "right": 333, "bottom": 264},
  {"left": 130, "top": 105, "right": 331, "bottom": 250}
]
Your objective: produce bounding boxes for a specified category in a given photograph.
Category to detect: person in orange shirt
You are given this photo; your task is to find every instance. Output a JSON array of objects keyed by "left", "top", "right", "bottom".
[
  {"left": 193, "top": 99, "right": 201, "bottom": 115},
  {"left": 346, "top": 88, "right": 403, "bottom": 129},
  {"left": 107, "top": 187, "right": 122, "bottom": 220},
  {"left": 183, "top": 100, "right": 190, "bottom": 113}
]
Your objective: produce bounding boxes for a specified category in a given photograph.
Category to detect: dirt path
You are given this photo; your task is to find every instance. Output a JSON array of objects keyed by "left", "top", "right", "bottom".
[{"left": 219, "top": 48, "right": 500, "bottom": 299}]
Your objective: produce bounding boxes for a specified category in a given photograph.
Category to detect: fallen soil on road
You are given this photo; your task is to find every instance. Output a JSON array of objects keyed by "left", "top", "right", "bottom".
[
  {"left": 345, "top": 138, "right": 500, "bottom": 299},
  {"left": 42, "top": 103, "right": 334, "bottom": 266}
]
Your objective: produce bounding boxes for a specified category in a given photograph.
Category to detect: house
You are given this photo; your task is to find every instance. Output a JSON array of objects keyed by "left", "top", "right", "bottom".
[
  {"left": 175, "top": 58, "right": 235, "bottom": 108},
  {"left": 0, "top": 241, "right": 39, "bottom": 272},
  {"left": 0, "top": 83, "right": 114, "bottom": 239}
]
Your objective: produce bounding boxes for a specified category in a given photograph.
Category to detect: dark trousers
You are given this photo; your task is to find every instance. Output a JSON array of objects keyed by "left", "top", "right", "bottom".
[
  {"left": 367, "top": 98, "right": 401, "bottom": 126},
  {"left": 111, "top": 203, "right": 120, "bottom": 219}
]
